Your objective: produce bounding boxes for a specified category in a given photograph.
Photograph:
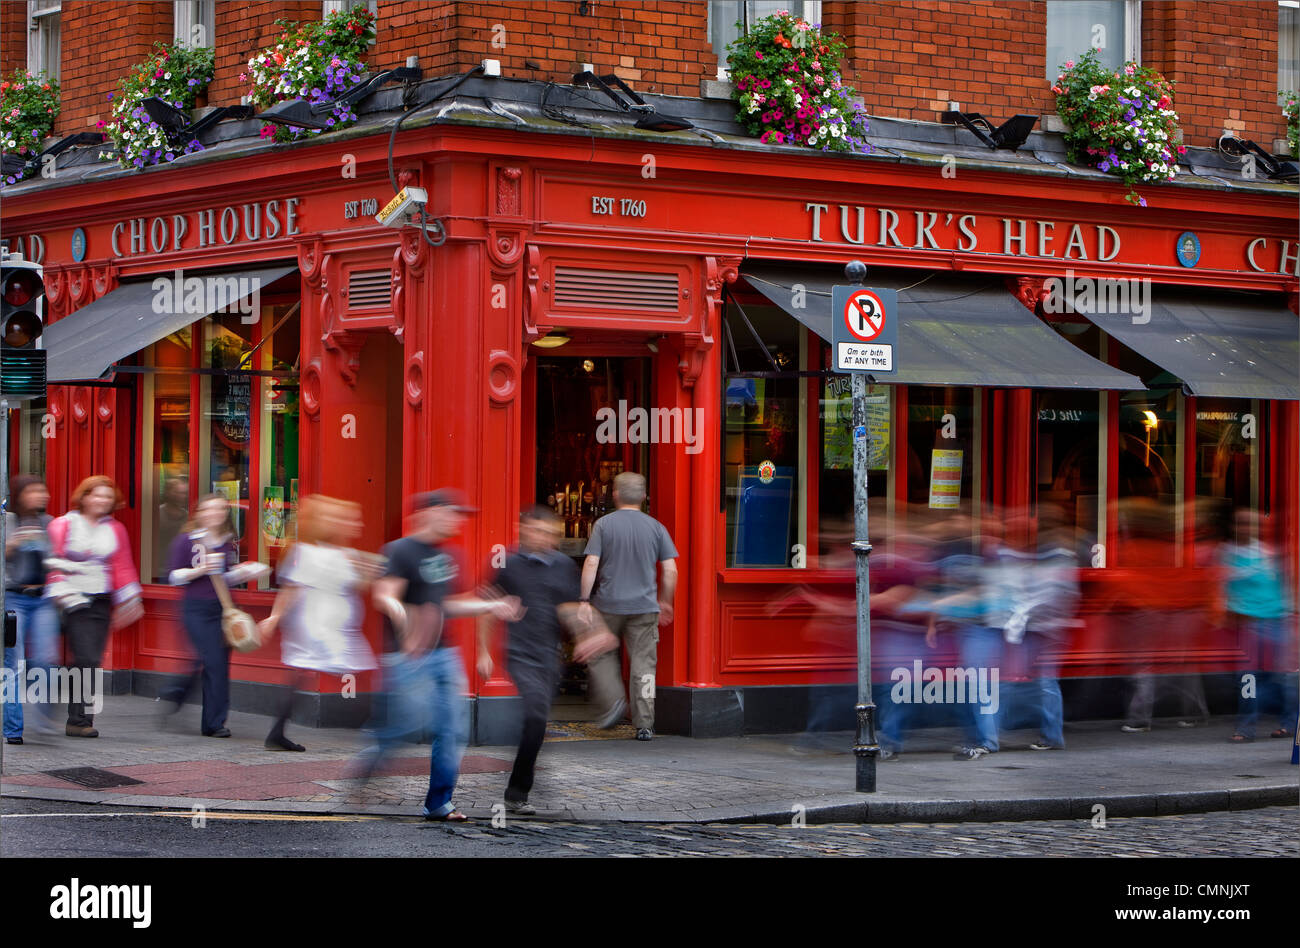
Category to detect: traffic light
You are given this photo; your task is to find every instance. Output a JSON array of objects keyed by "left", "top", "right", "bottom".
[{"left": 1, "top": 250, "right": 47, "bottom": 400}]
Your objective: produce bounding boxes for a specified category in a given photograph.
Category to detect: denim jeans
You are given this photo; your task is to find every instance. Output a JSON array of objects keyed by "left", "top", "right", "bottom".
[
  {"left": 1020, "top": 632, "right": 1065, "bottom": 748},
  {"left": 2, "top": 592, "right": 59, "bottom": 739},
  {"left": 1236, "top": 616, "right": 1299, "bottom": 739},
  {"left": 959, "top": 625, "right": 1002, "bottom": 752},
  {"left": 363, "top": 647, "right": 469, "bottom": 816}
]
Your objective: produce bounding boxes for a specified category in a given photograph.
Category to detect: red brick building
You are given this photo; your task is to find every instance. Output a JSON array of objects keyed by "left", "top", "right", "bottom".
[{"left": 2, "top": 2, "right": 1297, "bottom": 739}]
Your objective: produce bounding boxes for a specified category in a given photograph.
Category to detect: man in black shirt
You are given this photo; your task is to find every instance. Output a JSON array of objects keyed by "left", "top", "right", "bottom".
[
  {"left": 368, "top": 489, "right": 522, "bottom": 822},
  {"left": 478, "top": 506, "right": 615, "bottom": 815}
]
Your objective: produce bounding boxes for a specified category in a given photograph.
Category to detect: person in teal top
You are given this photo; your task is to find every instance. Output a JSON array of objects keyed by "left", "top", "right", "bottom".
[{"left": 1221, "top": 509, "right": 1297, "bottom": 742}]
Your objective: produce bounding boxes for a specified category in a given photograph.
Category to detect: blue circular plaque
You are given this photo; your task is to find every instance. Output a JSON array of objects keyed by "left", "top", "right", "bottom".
[
  {"left": 71, "top": 227, "right": 86, "bottom": 262},
  {"left": 1175, "top": 231, "right": 1200, "bottom": 268}
]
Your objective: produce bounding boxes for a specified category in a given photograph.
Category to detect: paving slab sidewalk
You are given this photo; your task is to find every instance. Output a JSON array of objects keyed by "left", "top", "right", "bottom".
[{"left": 2, "top": 695, "right": 1295, "bottom": 823}]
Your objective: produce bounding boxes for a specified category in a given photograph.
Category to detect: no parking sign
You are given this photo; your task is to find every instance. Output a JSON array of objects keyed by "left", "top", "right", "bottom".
[{"left": 831, "top": 286, "right": 898, "bottom": 376}]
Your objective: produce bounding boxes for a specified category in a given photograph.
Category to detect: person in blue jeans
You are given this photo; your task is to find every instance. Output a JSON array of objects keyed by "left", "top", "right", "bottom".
[
  {"left": 1222, "top": 509, "right": 1298, "bottom": 742},
  {"left": 3, "top": 476, "right": 58, "bottom": 744},
  {"left": 370, "top": 489, "right": 522, "bottom": 822}
]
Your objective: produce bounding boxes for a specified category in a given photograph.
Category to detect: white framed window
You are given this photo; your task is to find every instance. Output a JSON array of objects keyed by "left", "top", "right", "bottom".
[
  {"left": 1046, "top": 0, "right": 1141, "bottom": 80},
  {"left": 27, "top": 1, "right": 60, "bottom": 81},
  {"left": 173, "top": 0, "right": 215, "bottom": 49},
  {"left": 710, "top": 1, "right": 823, "bottom": 80},
  {"left": 1282, "top": 1, "right": 1300, "bottom": 92}
]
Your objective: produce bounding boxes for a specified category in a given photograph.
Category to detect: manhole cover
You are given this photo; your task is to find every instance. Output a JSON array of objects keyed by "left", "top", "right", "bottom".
[{"left": 43, "top": 767, "right": 145, "bottom": 790}]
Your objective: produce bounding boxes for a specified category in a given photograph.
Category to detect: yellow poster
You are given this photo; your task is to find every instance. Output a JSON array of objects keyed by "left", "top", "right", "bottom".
[{"left": 928, "top": 449, "right": 963, "bottom": 509}]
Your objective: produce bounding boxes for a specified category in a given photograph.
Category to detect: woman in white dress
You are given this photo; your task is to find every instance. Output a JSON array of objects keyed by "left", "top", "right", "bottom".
[{"left": 258, "top": 495, "right": 381, "bottom": 751}]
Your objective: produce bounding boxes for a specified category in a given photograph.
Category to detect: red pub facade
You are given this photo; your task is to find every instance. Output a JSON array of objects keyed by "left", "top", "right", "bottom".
[{"left": 3, "top": 74, "right": 1298, "bottom": 739}]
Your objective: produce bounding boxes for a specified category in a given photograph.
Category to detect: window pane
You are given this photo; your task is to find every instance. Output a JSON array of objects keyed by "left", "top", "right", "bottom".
[
  {"left": 1046, "top": 0, "right": 1126, "bottom": 80},
  {"left": 1282, "top": 3, "right": 1300, "bottom": 93},
  {"left": 1193, "top": 398, "right": 1257, "bottom": 556},
  {"left": 819, "top": 374, "right": 889, "bottom": 564},
  {"left": 204, "top": 315, "right": 255, "bottom": 561},
  {"left": 725, "top": 375, "right": 800, "bottom": 566},
  {"left": 1036, "top": 389, "right": 1099, "bottom": 561},
  {"left": 148, "top": 328, "right": 193, "bottom": 582},
  {"left": 258, "top": 304, "right": 300, "bottom": 582},
  {"left": 1115, "top": 344, "right": 1180, "bottom": 566},
  {"left": 905, "top": 386, "right": 975, "bottom": 529}
]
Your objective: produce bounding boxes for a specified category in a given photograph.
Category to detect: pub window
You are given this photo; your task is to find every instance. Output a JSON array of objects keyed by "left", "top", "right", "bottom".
[
  {"left": 818, "top": 369, "right": 890, "bottom": 566},
  {"left": 1282, "top": 2, "right": 1300, "bottom": 94},
  {"left": 709, "top": 1, "right": 823, "bottom": 79},
  {"left": 1035, "top": 388, "right": 1101, "bottom": 563},
  {"left": 905, "top": 386, "right": 977, "bottom": 531},
  {"left": 1045, "top": 0, "right": 1139, "bottom": 80},
  {"left": 14, "top": 398, "right": 47, "bottom": 483},
  {"left": 1114, "top": 345, "right": 1181, "bottom": 567},
  {"left": 173, "top": 0, "right": 215, "bottom": 49},
  {"left": 1192, "top": 397, "right": 1260, "bottom": 556},
  {"left": 140, "top": 302, "right": 300, "bottom": 587},
  {"left": 27, "top": 1, "right": 61, "bottom": 82},
  {"left": 723, "top": 301, "right": 803, "bottom": 567}
]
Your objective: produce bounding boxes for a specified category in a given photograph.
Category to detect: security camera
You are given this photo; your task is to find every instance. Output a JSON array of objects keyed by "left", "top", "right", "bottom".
[{"left": 376, "top": 186, "right": 428, "bottom": 228}]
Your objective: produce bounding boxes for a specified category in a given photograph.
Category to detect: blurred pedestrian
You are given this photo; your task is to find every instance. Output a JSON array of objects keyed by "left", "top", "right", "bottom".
[
  {"left": 3, "top": 475, "right": 59, "bottom": 744},
  {"left": 259, "top": 495, "right": 379, "bottom": 752},
  {"left": 159, "top": 494, "right": 269, "bottom": 737},
  {"left": 578, "top": 472, "right": 678, "bottom": 741},
  {"left": 478, "top": 506, "right": 616, "bottom": 814},
  {"left": 370, "top": 489, "right": 522, "bottom": 822},
  {"left": 1222, "top": 509, "right": 1297, "bottom": 742},
  {"left": 44, "top": 475, "right": 143, "bottom": 738}
]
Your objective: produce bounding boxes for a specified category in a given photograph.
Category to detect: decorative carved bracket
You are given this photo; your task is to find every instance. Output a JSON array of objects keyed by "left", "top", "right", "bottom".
[
  {"left": 1007, "top": 275, "right": 1050, "bottom": 312},
  {"left": 680, "top": 255, "right": 741, "bottom": 388},
  {"left": 523, "top": 244, "right": 542, "bottom": 348},
  {"left": 323, "top": 331, "right": 367, "bottom": 387}
]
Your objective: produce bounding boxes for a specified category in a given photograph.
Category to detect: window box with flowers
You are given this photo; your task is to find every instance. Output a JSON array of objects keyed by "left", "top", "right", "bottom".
[
  {"left": 1052, "top": 50, "right": 1185, "bottom": 207},
  {"left": 0, "top": 69, "right": 59, "bottom": 188},
  {"left": 245, "top": 6, "right": 376, "bottom": 144},
  {"left": 726, "top": 10, "right": 870, "bottom": 154},
  {"left": 1281, "top": 91, "right": 1298, "bottom": 158},
  {"left": 101, "top": 42, "right": 215, "bottom": 170}
]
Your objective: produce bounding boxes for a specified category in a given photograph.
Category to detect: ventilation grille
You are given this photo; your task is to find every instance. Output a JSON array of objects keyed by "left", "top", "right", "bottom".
[
  {"left": 347, "top": 268, "right": 391, "bottom": 309},
  {"left": 553, "top": 267, "right": 679, "bottom": 312}
]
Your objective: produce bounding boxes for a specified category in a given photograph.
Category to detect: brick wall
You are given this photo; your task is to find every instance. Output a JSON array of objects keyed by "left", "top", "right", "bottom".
[
  {"left": 2, "top": 1, "right": 1292, "bottom": 152},
  {"left": 1143, "top": 0, "right": 1287, "bottom": 147},
  {"left": 825, "top": 0, "right": 1053, "bottom": 127}
]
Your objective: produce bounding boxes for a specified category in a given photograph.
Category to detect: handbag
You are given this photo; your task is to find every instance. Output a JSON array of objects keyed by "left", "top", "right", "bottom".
[{"left": 209, "top": 572, "right": 260, "bottom": 652}]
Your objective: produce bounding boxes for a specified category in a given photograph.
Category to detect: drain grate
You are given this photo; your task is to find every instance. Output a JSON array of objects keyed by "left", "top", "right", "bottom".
[{"left": 43, "top": 767, "right": 145, "bottom": 790}]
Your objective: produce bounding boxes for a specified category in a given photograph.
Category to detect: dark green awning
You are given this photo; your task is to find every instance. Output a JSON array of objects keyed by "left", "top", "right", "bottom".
[
  {"left": 1069, "top": 285, "right": 1299, "bottom": 400},
  {"left": 742, "top": 265, "right": 1144, "bottom": 390},
  {"left": 42, "top": 264, "right": 297, "bottom": 383}
]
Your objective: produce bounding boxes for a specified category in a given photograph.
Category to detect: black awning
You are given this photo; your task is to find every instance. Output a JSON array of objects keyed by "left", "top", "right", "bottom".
[
  {"left": 1069, "top": 285, "right": 1300, "bottom": 400},
  {"left": 42, "top": 264, "right": 298, "bottom": 383},
  {"left": 742, "top": 265, "right": 1144, "bottom": 390}
]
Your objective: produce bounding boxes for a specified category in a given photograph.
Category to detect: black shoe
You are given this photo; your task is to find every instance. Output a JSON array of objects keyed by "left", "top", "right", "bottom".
[
  {"left": 635, "top": 728, "right": 653, "bottom": 741},
  {"left": 204, "top": 727, "right": 232, "bottom": 738},
  {"left": 5, "top": 737, "right": 22, "bottom": 745},
  {"left": 66, "top": 724, "right": 99, "bottom": 738},
  {"left": 265, "top": 735, "right": 305, "bottom": 752}
]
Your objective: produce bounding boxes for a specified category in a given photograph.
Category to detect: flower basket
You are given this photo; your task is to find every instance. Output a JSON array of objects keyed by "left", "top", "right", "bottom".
[
  {"left": 1052, "top": 50, "right": 1184, "bottom": 206},
  {"left": 245, "top": 6, "right": 376, "bottom": 144},
  {"left": 0, "top": 69, "right": 59, "bottom": 188},
  {"left": 101, "top": 41, "right": 215, "bottom": 169},
  {"left": 726, "top": 10, "right": 870, "bottom": 154}
]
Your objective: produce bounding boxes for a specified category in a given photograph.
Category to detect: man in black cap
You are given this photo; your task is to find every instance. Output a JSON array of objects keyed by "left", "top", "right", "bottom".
[
  {"left": 477, "top": 506, "right": 616, "bottom": 815},
  {"left": 369, "top": 488, "right": 522, "bottom": 822}
]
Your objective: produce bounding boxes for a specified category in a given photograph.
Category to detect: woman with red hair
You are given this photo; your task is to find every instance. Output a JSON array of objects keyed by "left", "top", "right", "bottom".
[{"left": 44, "top": 475, "right": 143, "bottom": 737}]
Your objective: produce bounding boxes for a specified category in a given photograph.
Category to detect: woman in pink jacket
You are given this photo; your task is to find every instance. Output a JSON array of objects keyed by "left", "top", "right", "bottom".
[{"left": 45, "top": 475, "right": 143, "bottom": 737}]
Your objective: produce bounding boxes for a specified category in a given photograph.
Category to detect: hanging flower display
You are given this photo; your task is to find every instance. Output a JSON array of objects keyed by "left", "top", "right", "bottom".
[
  {"left": 1053, "top": 50, "right": 1184, "bottom": 206},
  {"left": 246, "top": 6, "right": 376, "bottom": 144},
  {"left": 100, "top": 42, "right": 214, "bottom": 170},
  {"left": 726, "top": 10, "right": 870, "bottom": 154},
  {"left": 1281, "top": 90, "right": 1298, "bottom": 157},
  {"left": 0, "top": 69, "right": 59, "bottom": 188}
]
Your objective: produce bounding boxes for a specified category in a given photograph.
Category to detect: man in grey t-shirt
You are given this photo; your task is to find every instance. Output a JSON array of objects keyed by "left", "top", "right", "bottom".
[{"left": 578, "top": 472, "right": 678, "bottom": 741}]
